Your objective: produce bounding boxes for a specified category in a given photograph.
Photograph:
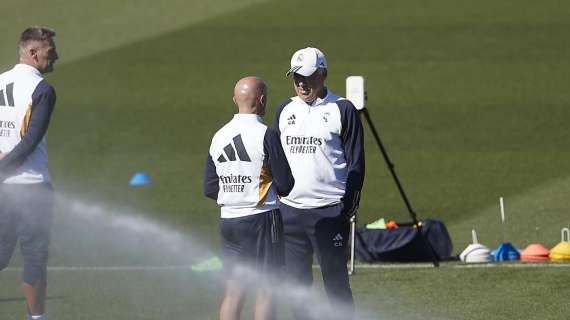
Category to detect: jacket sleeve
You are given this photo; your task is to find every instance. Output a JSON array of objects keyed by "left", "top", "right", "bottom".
[
  {"left": 203, "top": 154, "right": 219, "bottom": 200},
  {"left": 263, "top": 127, "right": 294, "bottom": 197},
  {"left": 0, "top": 81, "right": 56, "bottom": 177},
  {"left": 272, "top": 98, "right": 292, "bottom": 135},
  {"left": 338, "top": 100, "right": 365, "bottom": 216}
]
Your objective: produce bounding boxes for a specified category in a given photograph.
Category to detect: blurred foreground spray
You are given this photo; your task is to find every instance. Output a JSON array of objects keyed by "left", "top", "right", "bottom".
[{"left": 44, "top": 193, "right": 374, "bottom": 319}]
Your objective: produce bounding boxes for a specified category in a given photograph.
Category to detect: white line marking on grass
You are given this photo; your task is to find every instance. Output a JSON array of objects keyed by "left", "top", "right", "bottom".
[
  {"left": 353, "top": 262, "right": 570, "bottom": 269},
  {"left": 4, "top": 263, "right": 570, "bottom": 272},
  {"left": 4, "top": 266, "right": 195, "bottom": 272}
]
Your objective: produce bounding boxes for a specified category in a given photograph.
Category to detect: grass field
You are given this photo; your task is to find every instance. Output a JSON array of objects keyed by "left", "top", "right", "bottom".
[
  {"left": 1, "top": 0, "right": 570, "bottom": 319},
  {"left": 2, "top": 264, "right": 568, "bottom": 320}
]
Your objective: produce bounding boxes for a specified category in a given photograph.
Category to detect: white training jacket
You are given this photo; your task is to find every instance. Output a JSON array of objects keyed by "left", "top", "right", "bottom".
[
  {"left": 0, "top": 64, "right": 55, "bottom": 184},
  {"left": 204, "top": 114, "right": 294, "bottom": 218},
  {"left": 274, "top": 89, "right": 365, "bottom": 213}
]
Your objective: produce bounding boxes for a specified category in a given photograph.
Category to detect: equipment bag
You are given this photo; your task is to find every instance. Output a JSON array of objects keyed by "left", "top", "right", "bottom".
[{"left": 355, "top": 219, "right": 453, "bottom": 262}]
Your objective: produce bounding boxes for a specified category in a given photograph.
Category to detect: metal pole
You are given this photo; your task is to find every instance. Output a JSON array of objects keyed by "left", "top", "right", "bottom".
[
  {"left": 348, "top": 214, "right": 357, "bottom": 275},
  {"left": 360, "top": 108, "right": 440, "bottom": 267}
]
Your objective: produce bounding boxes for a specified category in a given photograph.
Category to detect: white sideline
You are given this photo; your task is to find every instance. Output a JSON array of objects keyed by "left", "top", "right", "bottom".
[
  {"left": 4, "top": 262, "right": 570, "bottom": 272},
  {"left": 4, "top": 266, "right": 194, "bottom": 272},
  {"left": 350, "top": 262, "right": 570, "bottom": 269}
]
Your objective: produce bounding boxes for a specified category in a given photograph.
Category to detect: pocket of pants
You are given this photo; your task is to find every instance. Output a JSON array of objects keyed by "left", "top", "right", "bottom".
[{"left": 270, "top": 210, "right": 283, "bottom": 244}]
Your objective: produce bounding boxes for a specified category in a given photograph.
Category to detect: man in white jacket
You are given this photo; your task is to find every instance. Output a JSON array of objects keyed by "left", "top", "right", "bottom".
[
  {"left": 204, "top": 76, "right": 294, "bottom": 320},
  {"left": 274, "top": 47, "right": 365, "bottom": 320},
  {"left": 0, "top": 26, "right": 59, "bottom": 320}
]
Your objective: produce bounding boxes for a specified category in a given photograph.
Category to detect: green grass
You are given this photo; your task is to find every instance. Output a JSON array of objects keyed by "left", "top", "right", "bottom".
[
  {"left": 355, "top": 266, "right": 570, "bottom": 320},
  {"left": 0, "top": 0, "right": 270, "bottom": 66},
  {"left": 1, "top": 0, "right": 570, "bottom": 318},
  {"left": 1, "top": 265, "right": 568, "bottom": 320},
  {"left": 42, "top": 0, "right": 570, "bottom": 247}
]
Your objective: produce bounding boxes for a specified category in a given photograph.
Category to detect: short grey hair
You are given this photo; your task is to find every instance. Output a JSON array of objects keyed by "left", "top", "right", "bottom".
[
  {"left": 18, "top": 26, "right": 56, "bottom": 50},
  {"left": 317, "top": 67, "right": 327, "bottom": 78}
]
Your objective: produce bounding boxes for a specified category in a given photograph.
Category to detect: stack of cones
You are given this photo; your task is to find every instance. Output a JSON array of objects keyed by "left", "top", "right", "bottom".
[
  {"left": 493, "top": 242, "right": 520, "bottom": 261},
  {"left": 550, "top": 228, "right": 570, "bottom": 262},
  {"left": 520, "top": 243, "right": 550, "bottom": 262},
  {"left": 521, "top": 227, "right": 549, "bottom": 262},
  {"left": 493, "top": 197, "right": 519, "bottom": 261},
  {"left": 460, "top": 228, "right": 491, "bottom": 263}
]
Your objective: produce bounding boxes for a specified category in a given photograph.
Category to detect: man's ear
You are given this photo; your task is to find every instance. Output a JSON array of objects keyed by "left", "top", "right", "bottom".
[{"left": 28, "top": 48, "right": 38, "bottom": 61}]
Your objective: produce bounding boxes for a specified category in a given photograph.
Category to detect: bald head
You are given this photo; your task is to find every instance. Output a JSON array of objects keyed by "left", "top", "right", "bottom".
[{"left": 233, "top": 76, "right": 267, "bottom": 116}]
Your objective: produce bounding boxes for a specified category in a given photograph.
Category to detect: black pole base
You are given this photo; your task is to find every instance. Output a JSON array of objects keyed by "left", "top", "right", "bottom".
[{"left": 360, "top": 108, "right": 439, "bottom": 267}]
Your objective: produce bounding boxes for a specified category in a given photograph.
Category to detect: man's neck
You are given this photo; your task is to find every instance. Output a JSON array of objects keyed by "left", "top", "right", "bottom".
[
  {"left": 307, "top": 88, "right": 328, "bottom": 106},
  {"left": 14, "top": 63, "right": 41, "bottom": 75},
  {"left": 17, "top": 60, "right": 41, "bottom": 72}
]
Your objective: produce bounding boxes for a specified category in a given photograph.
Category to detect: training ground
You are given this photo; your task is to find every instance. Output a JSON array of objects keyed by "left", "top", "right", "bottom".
[{"left": 1, "top": 0, "right": 569, "bottom": 319}]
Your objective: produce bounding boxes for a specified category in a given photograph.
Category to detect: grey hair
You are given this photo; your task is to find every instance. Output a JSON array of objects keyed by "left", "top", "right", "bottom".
[{"left": 18, "top": 26, "right": 56, "bottom": 50}]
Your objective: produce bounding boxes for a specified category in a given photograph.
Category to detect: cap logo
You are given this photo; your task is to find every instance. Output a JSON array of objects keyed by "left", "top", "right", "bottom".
[{"left": 297, "top": 53, "right": 304, "bottom": 62}]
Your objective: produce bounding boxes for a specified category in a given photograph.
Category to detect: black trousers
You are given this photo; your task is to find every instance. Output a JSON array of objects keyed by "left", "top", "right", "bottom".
[
  {"left": 219, "top": 209, "right": 284, "bottom": 281},
  {"left": 280, "top": 202, "right": 354, "bottom": 320}
]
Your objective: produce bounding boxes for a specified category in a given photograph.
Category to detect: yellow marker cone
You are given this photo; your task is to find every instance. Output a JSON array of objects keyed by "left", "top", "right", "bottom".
[{"left": 550, "top": 228, "right": 570, "bottom": 262}]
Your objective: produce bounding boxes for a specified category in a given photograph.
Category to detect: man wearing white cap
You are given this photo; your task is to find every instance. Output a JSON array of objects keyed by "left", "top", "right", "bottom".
[{"left": 274, "top": 47, "right": 365, "bottom": 319}]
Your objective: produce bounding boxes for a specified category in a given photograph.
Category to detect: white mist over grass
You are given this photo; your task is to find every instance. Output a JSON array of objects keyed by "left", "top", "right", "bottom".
[
  {"left": 50, "top": 192, "right": 215, "bottom": 267},
  {"left": 229, "top": 265, "right": 378, "bottom": 320},
  {"left": 47, "top": 192, "right": 378, "bottom": 319}
]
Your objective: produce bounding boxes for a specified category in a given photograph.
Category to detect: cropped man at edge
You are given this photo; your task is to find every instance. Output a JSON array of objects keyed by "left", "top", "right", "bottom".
[
  {"left": 204, "top": 76, "right": 294, "bottom": 320},
  {"left": 274, "top": 47, "right": 365, "bottom": 320},
  {"left": 0, "top": 26, "right": 59, "bottom": 320}
]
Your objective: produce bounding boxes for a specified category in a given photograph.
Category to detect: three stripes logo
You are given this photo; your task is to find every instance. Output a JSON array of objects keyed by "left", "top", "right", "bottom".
[
  {"left": 0, "top": 83, "right": 15, "bottom": 107},
  {"left": 217, "top": 134, "right": 251, "bottom": 163},
  {"left": 287, "top": 114, "right": 296, "bottom": 125}
]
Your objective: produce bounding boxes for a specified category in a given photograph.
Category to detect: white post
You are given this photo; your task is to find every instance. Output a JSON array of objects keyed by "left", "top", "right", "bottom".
[
  {"left": 348, "top": 215, "right": 357, "bottom": 275},
  {"left": 500, "top": 197, "right": 506, "bottom": 242},
  {"left": 346, "top": 76, "right": 365, "bottom": 276}
]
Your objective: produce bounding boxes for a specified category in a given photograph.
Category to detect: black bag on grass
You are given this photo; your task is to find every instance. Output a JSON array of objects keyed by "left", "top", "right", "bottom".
[{"left": 355, "top": 219, "right": 452, "bottom": 262}]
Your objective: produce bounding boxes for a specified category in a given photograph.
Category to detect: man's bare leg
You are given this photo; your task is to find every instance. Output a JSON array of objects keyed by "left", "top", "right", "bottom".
[
  {"left": 254, "top": 287, "right": 275, "bottom": 320},
  {"left": 22, "top": 276, "right": 47, "bottom": 316},
  {"left": 220, "top": 280, "right": 246, "bottom": 320}
]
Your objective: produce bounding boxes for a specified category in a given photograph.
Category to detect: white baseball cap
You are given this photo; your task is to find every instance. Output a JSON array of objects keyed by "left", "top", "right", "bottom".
[{"left": 286, "top": 47, "right": 328, "bottom": 77}]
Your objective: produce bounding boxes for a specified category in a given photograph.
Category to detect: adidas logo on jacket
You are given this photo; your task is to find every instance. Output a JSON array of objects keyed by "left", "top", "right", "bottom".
[{"left": 204, "top": 114, "right": 294, "bottom": 218}]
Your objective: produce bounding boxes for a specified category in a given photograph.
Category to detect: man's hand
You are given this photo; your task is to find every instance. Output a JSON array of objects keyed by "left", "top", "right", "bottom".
[
  {"left": 0, "top": 152, "right": 5, "bottom": 160},
  {"left": 342, "top": 190, "right": 360, "bottom": 219}
]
